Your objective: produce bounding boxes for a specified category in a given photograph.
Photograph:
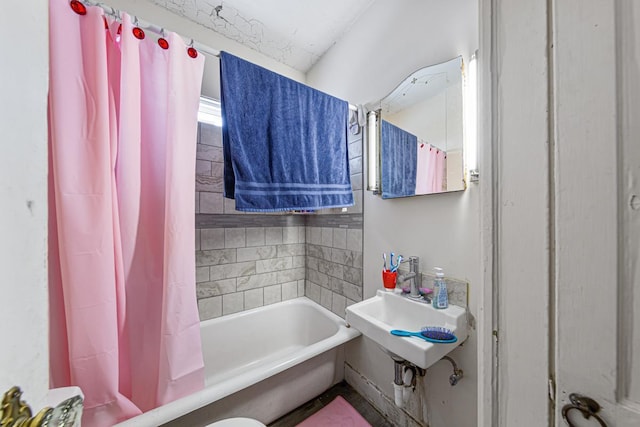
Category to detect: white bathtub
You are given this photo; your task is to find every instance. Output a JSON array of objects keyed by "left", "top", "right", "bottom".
[{"left": 116, "top": 297, "right": 360, "bottom": 426}]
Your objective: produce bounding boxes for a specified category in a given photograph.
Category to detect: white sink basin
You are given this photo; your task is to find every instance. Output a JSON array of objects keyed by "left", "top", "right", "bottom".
[{"left": 345, "top": 290, "right": 468, "bottom": 369}]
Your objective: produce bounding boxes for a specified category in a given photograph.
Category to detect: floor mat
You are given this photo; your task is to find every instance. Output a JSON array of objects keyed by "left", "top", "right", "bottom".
[{"left": 295, "top": 396, "right": 372, "bottom": 427}]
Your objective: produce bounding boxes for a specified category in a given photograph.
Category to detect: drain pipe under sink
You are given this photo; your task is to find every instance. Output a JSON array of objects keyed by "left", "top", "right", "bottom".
[
  {"left": 393, "top": 359, "right": 405, "bottom": 407},
  {"left": 402, "top": 366, "right": 415, "bottom": 404},
  {"left": 392, "top": 359, "right": 419, "bottom": 408}
]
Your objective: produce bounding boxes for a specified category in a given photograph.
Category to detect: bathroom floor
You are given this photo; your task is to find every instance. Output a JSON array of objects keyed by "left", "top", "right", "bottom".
[{"left": 268, "top": 381, "right": 394, "bottom": 427}]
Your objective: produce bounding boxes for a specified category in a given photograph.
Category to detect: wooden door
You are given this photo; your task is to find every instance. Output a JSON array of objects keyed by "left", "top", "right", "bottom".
[{"left": 554, "top": 0, "right": 640, "bottom": 425}]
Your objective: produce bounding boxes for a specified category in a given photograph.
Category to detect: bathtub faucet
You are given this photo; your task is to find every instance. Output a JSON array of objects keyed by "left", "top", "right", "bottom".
[{"left": 396, "top": 256, "right": 420, "bottom": 299}]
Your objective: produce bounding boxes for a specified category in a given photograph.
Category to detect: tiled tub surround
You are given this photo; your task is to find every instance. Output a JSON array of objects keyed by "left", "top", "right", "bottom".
[
  {"left": 195, "top": 121, "right": 225, "bottom": 214},
  {"left": 195, "top": 217, "right": 364, "bottom": 321},
  {"left": 196, "top": 224, "right": 307, "bottom": 320},
  {"left": 195, "top": 122, "right": 365, "bottom": 321},
  {"left": 304, "top": 223, "right": 363, "bottom": 318}
]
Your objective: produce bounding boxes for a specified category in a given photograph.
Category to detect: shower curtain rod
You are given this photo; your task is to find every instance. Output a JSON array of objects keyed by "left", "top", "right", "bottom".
[{"left": 89, "top": 1, "right": 358, "bottom": 112}]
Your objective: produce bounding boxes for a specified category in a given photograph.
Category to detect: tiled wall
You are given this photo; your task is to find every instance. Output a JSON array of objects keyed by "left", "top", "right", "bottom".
[
  {"left": 195, "top": 121, "right": 225, "bottom": 214},
  {"left": 304, "top": 130, "right": 365, "bottom": 318},
  {"left": 195, "top": 224, "right": 307, "bottom": 320},
  {"left": 304, "top": 223, "right": 363, "bottom": 317},
  {"left": 392, "top": 263, "right": 470, "bottom": 308},
  {"left": 195, "top": 121, "right": 365, "bottom": 321}
]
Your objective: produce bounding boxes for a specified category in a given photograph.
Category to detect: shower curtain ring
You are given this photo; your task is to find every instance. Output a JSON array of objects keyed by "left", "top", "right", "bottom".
[
  {"left": 132, "top": 16, "right": 145, "bottom": 39},
  {"left": 69, "top": 0, "right": 87, "bottom": 15},
  {"left": 187, "top": 39, "right": 198, "bottom": 58},
  {"left": 158, "top": 28, "right": 170, "bottom": 49}
]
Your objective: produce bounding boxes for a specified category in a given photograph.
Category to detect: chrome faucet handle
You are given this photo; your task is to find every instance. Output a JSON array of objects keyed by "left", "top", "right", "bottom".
[
  {"left": 396, "top": 256, "right": 420, "bottom": 298},
  {"left": 399, "top": 256, "right": 419, "bottom": 268}
]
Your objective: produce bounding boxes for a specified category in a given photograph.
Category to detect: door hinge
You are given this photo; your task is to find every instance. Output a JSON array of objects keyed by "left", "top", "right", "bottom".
[{"left": 548, "top": 377, "right": 556, "bottom": 403}]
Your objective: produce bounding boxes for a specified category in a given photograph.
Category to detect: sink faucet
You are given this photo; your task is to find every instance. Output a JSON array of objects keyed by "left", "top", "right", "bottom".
[{"left": 396, "top": 256, "right": 420, "bottom": 299}]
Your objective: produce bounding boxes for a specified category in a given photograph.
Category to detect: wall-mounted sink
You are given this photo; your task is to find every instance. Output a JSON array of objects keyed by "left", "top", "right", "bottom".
[{"left": 345, "top": 290, "right": 468, "bottom": 369}]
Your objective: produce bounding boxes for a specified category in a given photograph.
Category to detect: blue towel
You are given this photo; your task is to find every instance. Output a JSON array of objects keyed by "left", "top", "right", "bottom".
[
  {"left": 381, "top": 120, "right": 417, "bottom": 198},
  {"left": 220, "top": 51, "right": 354, "bottom": 212}
]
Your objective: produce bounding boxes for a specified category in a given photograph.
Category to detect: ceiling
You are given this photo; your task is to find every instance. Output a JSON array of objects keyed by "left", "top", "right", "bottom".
[{"left": 148, "top": 0, "right": 376, "bottom": 72}]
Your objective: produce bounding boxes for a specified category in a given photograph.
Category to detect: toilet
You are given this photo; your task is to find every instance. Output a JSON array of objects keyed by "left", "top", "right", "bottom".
[{"left": 206, "top": 417, "right": 267, "bottom": 427}]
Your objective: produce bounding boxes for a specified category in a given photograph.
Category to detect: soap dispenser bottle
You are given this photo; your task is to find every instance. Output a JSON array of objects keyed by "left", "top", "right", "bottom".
[{"left": 432, "top": 267, "right": 448, "bottom": 309}]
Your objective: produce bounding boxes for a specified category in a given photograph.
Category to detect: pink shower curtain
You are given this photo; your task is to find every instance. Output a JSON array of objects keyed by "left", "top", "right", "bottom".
[{"left": 48, "top": 1, "right": 205, "bottom": 425}]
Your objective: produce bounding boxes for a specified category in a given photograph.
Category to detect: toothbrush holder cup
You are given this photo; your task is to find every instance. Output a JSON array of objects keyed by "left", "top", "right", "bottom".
[{"left": 382, "top": 270, "right": 397, "bottom": 291}]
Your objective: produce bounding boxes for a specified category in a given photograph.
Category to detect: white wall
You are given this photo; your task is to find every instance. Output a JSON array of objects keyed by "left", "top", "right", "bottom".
[
  {"left": 307, "top": 1, "right": 479, "bottom": 426},
  {"left": 307, "top": 1, "right": 476, "bottom": 106},
  {"left": 0, "top": 0, "right": 50, "bottom": 409}
]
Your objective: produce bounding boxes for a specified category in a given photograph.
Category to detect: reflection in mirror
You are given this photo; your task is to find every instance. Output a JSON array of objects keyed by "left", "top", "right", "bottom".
[
  {"left": 380, "top": 120, "right": 416, "bottom": 198},
  {"left": 370, "top": 56, "right": 466, "bottom": 198}
]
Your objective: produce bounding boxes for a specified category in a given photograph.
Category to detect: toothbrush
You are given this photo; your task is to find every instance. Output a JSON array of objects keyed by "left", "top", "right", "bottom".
[
  {"left": 383, "top": 253, "right": 387, "bottom": 271},
  {"left": 390, "top": 252, "right": 394, "bottom": 271},
  {"left": 391, "top": 255, "right": 403, "bottom": 272}
]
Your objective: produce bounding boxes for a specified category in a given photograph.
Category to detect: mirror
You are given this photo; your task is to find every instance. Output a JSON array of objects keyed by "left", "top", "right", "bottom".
[{"left": 369, "top": 56, "right": 466, "bottom": 198}]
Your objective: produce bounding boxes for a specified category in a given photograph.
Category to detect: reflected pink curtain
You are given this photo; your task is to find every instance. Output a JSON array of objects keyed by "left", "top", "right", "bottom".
[
  {"left": 434, "top": 148, "right": 446, "bottom": 192},
  {"left": 415, "top": 142, "right": 430, "bottom": 194},
  {"left": 48, "top": 1, "right": 205, "bottom": 425},
  {"left": 421, "top": 144, "right": 447, "bottom": 194}
]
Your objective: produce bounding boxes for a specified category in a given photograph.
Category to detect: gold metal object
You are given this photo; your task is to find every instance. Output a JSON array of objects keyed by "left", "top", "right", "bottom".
[
  {"left": 0, "top": 387, "right": 52, "bottom": 427},
  {"left": 1, "top": 386, "right": 83, "bottom": 427}
]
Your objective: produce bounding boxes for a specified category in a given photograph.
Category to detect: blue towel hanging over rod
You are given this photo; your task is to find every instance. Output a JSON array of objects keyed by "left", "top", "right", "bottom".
[{"left": 220, "top": 51, "right": 354, "bottom": 212}]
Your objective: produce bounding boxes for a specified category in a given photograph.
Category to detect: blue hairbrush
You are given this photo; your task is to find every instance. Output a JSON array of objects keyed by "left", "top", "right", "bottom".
[
  {"left": 420, "top": 326, "right": 457, "bottom": 343},
  {"left": 390, "top": 326, "right": 457, "bottom": 344}
]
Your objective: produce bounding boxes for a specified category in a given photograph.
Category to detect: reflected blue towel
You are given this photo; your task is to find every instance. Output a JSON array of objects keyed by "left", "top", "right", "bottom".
[
  {"left": 381, "top": 120, "right": 417, "bottom": 198},
  {"left": 220, "top": 51, "right": 354, "bottom": 212}
]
